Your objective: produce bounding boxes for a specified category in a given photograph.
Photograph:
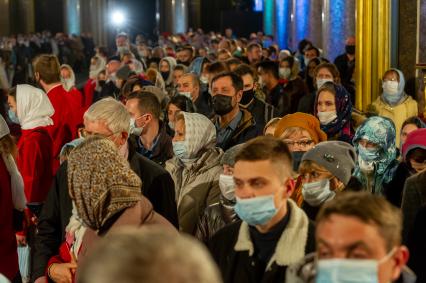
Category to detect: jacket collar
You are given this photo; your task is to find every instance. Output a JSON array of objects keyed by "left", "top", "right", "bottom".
[{"left": 234, "top": 199, "right": 309, "bottom": 270}]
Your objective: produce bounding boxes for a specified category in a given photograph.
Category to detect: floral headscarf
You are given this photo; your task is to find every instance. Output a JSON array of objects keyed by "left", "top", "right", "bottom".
[
  {"left": 353, "top": 116, "right": 398, "bottom": 193},
  {"left": 67, "top": 137, "right": 142, "bottom": 231},
  {"left": 315, "top": 82, "right": 353, "bottom": 142}
]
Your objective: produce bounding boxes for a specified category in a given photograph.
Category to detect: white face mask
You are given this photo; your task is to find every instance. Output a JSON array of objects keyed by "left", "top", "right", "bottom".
[
  {"left": 219, "top": 174, "right": 235, "bottom": 201},
  {"left": 316, "top": 78, "right": 333, "bottom": 89},
  {"left": 317, "top": 111, "right": 337, "bottom": 125},
  {"left": 61, "top": 78, "right": 74, "bottom": 91},
  {"left": 200, "top": 76, "right": 209, "bottom": 84},
  {"left": 179, "top": 91, "right": 192, "bottom": 100},
  {"left": 129, "top": 115, "right": 147, "bottom": 136},
  {"left": 302, "top": 179, "right": 335, "bottom": 207},
  {"left": 279, "top": 67, "right": 291, "bottom": 79},
  {"left": 382, "top": 81, "right": 399, "bottom": 95}
]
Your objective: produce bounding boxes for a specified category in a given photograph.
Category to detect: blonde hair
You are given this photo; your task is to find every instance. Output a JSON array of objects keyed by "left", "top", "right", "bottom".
[
  {"left": 84, "top": 98, "right": 130, "bottom": 134},
  {"left": 263, "top": 118, "right": 281, "bottom": 135},
  {"left": 280, "top": 126, "right": 308, "bottom": 139}
]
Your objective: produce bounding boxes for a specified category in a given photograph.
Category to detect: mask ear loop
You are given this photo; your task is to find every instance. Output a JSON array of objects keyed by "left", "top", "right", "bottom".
[{"left": 378, "top": 247, "right": 397, "bottom": 265}]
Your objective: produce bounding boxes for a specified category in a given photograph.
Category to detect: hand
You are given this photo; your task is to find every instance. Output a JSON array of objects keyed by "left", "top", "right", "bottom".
[
  {"left": 49, "top": 263, "right": 78, "bottom": 283},
  {"left": 16, "top": 234, "right": 27, "bottom": 246}
]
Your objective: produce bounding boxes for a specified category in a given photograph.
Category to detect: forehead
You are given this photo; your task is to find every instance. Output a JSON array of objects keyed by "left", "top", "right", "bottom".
[
  {"left": 384, "top": 70, "right": 399, "bottom": 79},
  {"left": 241, "top": 74, "right": 254, "bottom": 84},
  {"left": 234, "top": 159, "right": 287, "bottom": 179},
  {"left": 178, "top": 76, "right": 192, "bottom": 84},
  {"left": 316, "top": 214, "right": 387, "bottom": 253},
  {"left": 212, "top": 76, "right": 233, "bottom": 88},
  {"left": 318, "top": 90, "right": 335, "bottom": 101},
  {"left": 283, "top": 128, "right": 312, "bottom": 140},
  {"left": 317, "top": 67, "right": 333, "bottom": 76},
  {"left": 402, "top": 123, "right": 418, "bottom": 133}
]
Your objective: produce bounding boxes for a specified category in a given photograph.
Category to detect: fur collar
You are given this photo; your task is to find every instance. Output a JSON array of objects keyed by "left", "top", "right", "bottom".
[{"left": 234, "top": 199, "right": 309, "bottom": 271}]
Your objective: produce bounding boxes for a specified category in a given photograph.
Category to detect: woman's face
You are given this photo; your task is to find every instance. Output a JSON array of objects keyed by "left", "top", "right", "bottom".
[
  {"left": 301, "top": 167, "right": 331, "bottom": 184},
  {"left": 160, "top": 60, "right": 170, "bottom": 73},
  {"left": 7, "top": 95, "right": 17, "bottom": 113},
  {"left": 317, "top": 90, "right": 336, "bottom": 112},
  {"left": 172, "top": 119, "right": 185, "bottom": 142},
  {"left": 358, "top": 139, "right": 379, "bottom": 150},
  {"left": 280, "top": 61, "right": 290, "bottom": 69},
  {"left": 167, "top": 103, "right": 181, "bottom": 123},
  {"left": 282, "top": 129, "right": 315, "bottom": 152},
  {"left": 383, "top": 70, "right": 399, "bottom": 83},
  {"left": 400, "top": 124, "right": 418, "bottom": 145}
]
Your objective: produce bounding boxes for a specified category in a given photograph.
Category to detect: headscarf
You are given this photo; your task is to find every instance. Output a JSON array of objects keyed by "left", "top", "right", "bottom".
[
  {"left": 16, "top": 84, "right": 54, "bottom": 130},
  {"left": 353, "top": 116, "right": 398, "bottom": 192},
  {"left": 0, "top": 116, "right": 26, "bottom": 211},
  {"left": 160, "top": 57, "right": 177, "bottom": 85},
  {"left": 381, "top": 68, "right": 407, "bottom": 106},
  {"left": 189, "top": 57, "right": 207, "bottom": 76},
  {"left": 89, "top": 55, "right": 106, "bottom": 80},
  {"left": 60, "top": 64, "right": 76, "bottom": 91},
  {"left": 180, "top": 112, "right": 217, "bottom": 160},
  {"left": 274, "top": 112, "right": 327, "bottom": 144},
  {"left": 129, "top": 58, "right": 144, "bottom": 75},
  {"left": 67, "top": 137, "right": 142, "bottom": 231},
  {"left": 314, "top": 82, "right": 353, "bottom": 142}
]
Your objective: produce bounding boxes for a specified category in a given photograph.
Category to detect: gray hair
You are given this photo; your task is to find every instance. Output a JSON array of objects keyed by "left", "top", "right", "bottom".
[
  {"left": 221, "top": 143, "right": 245, "bottom": 166},
  {"left": 84, "top": 97, "right": 130, "bottom": 134},
  {"left": 77, "top": 227, "right": 223, "bottom": 283}
]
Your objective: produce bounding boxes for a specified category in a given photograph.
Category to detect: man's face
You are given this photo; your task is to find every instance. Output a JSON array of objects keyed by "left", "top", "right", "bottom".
[
  {"left": 316, "top": 214, "right": 408, "bottom": 283},
  {"left": 173, "top": 70, "right": 184, "bottom": 86},
  {"left": 211, "top": 76, "right": 242, "bottom": 105},
  {"left": 125, "top": 98, "right": 150, "bottom": 130},
  {"left": 83, "top": 118, "right": 127, "bottom": 147},
  {"left": 248, "top": 46, "right": 262, "bottom": 63},
  {"left": 241, "top": 74, "right": 255, "bottom": 92},
  {"left": 116, "top": 36, "right": 128, "bottom": 48},
  {"left": 305, "top": 49, "right": 317, "bottom": 60},
  {"left": 177, "top": 50, "right": 192, "bottom": 64},
  {"left": 257, "top": 67, "right": 270, "bottom": 86},
  {"left": 177, "top": 76, "right": 198, "bottom": 99},
  {"left": 107, "top": 60, "right": 121, "bottom": 75}
]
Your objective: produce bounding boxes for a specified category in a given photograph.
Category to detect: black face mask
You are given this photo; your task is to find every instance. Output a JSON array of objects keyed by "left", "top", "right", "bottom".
[
  {"left": 160, "top": 71, "right": 170, "bottom": 81},
  {"left": 291, "top": 151, "right": 306, "bottom": 172},
  {"left": 345, "top": 45, "right": 355, "bottom": 55},
  {"left": 240, "top": 88, "right": 255, "bottom": 105},
  {"left": 212, "top": 94, "right": 234, "bottom": 116}
]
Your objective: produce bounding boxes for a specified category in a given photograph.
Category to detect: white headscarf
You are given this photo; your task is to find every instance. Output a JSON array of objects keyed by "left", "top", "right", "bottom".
[
  {"left": 0, "top": 116, "right": 26, "bottom": 211},
  {"left": 160, "top": 57, "right": 177, "bottom": 85},
  {"left": 182, "top": 112, "right": 217, "bottom": 159},
  {"left": 60, "top": 64, "right": 76, "bottom": 91},
  {"left": 16, "top": 84, "right": 54, "bottom": 130},
  {"left": 89, "top": 55, "right": 106, "bottom": 80}
]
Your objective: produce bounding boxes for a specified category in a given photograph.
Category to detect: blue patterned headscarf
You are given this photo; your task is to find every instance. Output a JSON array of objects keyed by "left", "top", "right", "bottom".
[{"left": 353, "top": 116, "right": 399, "bottom": 193}]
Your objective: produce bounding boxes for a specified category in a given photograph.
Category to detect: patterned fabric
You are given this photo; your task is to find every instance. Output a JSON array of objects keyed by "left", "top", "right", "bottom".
[
  {"left": 67, "top": 136, "right": 142, "bottom": 231},
  {"left": 181, "top": 112, "right": 217, "bottom": 160},
  {"left": 315, "top": 82, "right": 353, "bottom": 142},
  {"left": 353, "top": 116, "right": 398, "bottom": 193}
]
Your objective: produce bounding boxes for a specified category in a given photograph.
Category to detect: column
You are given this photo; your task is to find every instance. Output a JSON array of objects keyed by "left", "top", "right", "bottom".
[
  {"left": 0, "top": 0, "right": 10, "bottom": 36},
  {"left": 64, "top": 0, "right": 81, "bottom": 35},
  {"left": 80, "top": 0, "right": 109, "bottom": 46},
  {"left": 263, "top": 0, "right": 275, "bottom": 36},
  {"left": 275, "top": 0, "right": 290, "bottom": 49},
  {"left": 355, "top": 0, "right": 392, "bottom": 111},
  {"left": 173, "top": 0, "right": 188, "bottom": 34}
]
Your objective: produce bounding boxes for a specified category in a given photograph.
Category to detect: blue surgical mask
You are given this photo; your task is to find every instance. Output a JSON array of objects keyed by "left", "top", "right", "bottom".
[
  {"left": 129, "top": 118, "right": 144, "bottom": 136},
  {"left": 234, "top": 195, "right": 278, "bottom": 226},
  {"left": 358, "top": 145, "right": 380, "bottom": 162},
  {"left": 172, "top": 141, "right": 188, "bottom": 160},
  {"left": 8, "top": 109, "right": 19, "bottom": 124},
  {"left": 317, "top": 248, "right": 396, "bottom": 283},
  {"left": 302, "top": 179, "right": 335, "bottom": 207}
]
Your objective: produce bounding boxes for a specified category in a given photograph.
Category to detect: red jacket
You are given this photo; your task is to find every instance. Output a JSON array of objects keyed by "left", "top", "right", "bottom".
[
  {"left": 0, "top": 158, "right": 19, "bottom": 280},
  {"left": 17, "top": 127, "right": 53, "bottom": 203},
  {"left": 83, "top": 79, "right": 96, "bottom": 111},
  {"left": 46, "top": 84, "right": 73, "bottom": 173},
  {"left": 46, "top": 239, "right": 78, "bottom": 283}
]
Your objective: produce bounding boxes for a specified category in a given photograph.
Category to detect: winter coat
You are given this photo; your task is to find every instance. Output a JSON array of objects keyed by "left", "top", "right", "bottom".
[
  {"left": 371, "top": 96, "right": 418, "bottom": 147},
  {"left": 195, "top": 198, "right": 239, "bottom": 243},
  {"left": 407, "top": 205, "right": 426, "bottom": 283},
  {"left": 401, "top": 170, "right": 426, "bottom": 242},
  {"left": 384, "top": 162, "right": 412, "bottom": 207},
  {"left": 31, "top": 142, "right": 178, "bottom": 281},
  {"left": 241, "top": 97, "right": 276, "bottom": 132},
  {"left": 208, "top": 200, "right": 315, "bottom": 283},
  {"left": 166, "top": 147, "right": 223, "bottom": 234},
  {"left": 0, "top": 158, "right": 19, "bottom": 281}
]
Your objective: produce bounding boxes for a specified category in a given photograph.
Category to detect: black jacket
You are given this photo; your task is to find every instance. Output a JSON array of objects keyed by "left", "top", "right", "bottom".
[
  {"left": 266, "top": 83, "right": 291, "bottom": 117},
  {"left": 208, "top": 200, "right": 315, "bottom": 283},
  {"left": 407, "top": 205, "right": 426, "bottom": 283},
  {"left": 31, "top": 141, "right": 178, "bottom": 281},
  {"left": 242, "top": 97, "right": 276, "bottom": 132},
  {"left": 195, "top": 91, "right": 215, "bottom": 119}
]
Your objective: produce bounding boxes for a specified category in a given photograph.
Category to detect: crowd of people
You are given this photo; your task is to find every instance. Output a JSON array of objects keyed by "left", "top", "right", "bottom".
[{"left": 0, "top": 27, "right": 426, "bottom": 283}]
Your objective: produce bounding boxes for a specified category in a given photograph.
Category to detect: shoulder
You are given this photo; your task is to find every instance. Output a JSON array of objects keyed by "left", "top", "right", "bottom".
[
  {"left": 209, "top": 220, "right": 242, "bottom": 250},
  {"left": 405, "top": 171, "right": 426, "bottom": 188}
]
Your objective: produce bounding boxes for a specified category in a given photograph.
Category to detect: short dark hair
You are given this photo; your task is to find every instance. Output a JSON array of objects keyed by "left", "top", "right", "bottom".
[
  {"left": 402, "top": 116, "right": 425, "bottom": 131},
  {"left": 314, "top": 62, "right": 341, "bottom": 83},
  {"left": 316, "top": 192, "right": 402, "bottom": 251},
  {"left": 247, "top": 42, "right": 262, "bottom": 52},
  {"left": 167, "top": 95, "right": 196, "bottom": 113},
  {"left": 305, "top": 45, "right": 320, "bottom": 57},
  {"left": 211, "top": 71, "right": 244, "bottom": 92},
  {"left": 127, "top": 91, "right": 161, "bottom": 119},
  {"left": 235, "top": 136, "right": 292, "bottom": 175},
  {"left": 173, "top": 64, "right": 188, "bottom": 73},
  {"left": 257, "top": 60, "right": 279, "bottom": 80},
  {"left": 225, "top": 58, "right": 242, "bottom": 69},
  {"left": 207, "top": 61, "right": 229, "bottom": 75},
  {"left": 233, "top": 64, "right": 255, "bottom": 79}
]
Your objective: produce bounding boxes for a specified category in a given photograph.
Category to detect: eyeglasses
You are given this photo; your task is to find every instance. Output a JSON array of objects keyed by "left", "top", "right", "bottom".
[{"left": 283, "top": 139, "right": 314, "bottom": 148}]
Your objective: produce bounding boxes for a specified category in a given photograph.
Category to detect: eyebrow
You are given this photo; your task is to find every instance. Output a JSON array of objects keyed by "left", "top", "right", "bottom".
[{"left": 318, "top": 239, "right": 373, "bottom": 253}]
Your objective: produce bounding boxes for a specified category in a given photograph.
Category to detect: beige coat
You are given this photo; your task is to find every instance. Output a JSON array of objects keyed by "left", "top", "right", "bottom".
[{"left": 166, "top": 147, "right": 224, "bottom": 234}]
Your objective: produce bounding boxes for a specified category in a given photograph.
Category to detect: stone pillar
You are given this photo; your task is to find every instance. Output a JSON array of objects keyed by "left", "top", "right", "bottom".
[
  {"left": 64, "top": 0, "right": 81, "bottom": 35},
  {"left": 173, "top": 0, "right": 188, "bottom": 34},
  {"left": 0, "top": 0, "right": 11, "bottom": 36},
  {"left": 275, "top": 0, "right": 290, "bottom": 49},
  {"left": 355, "top": 0, "right": 392, "bottom": 111},
  {"left": 188, "top": 0, "right": 201, "bottom": 30},
  {"left": 263, "top": 0, "right": 275, "bottom": 36},
  {"left": 306, "top": 0, "right": 322, "bottom": 49},
  {"left": 80, "top": 0, "right": 109, "bottom": 46}
]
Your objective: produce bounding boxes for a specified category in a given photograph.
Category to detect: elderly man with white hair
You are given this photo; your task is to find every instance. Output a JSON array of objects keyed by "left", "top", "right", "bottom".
[{"left": 32, "top": 97, "right": 178, "bottom": 283}]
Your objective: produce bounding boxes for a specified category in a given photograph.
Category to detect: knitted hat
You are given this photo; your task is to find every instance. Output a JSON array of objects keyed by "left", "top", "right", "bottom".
[
  {"left": 302, "top": 141, "right": 356, "bottom": 185},
  {"left": 402, "top": 128, "right": 426, "bottom": 161},
  {"left": 274, "top": 112, "right": 327, "bottom": 144},
  {"left": 221, "top": 143, "right": 245, "bottom": 166}
]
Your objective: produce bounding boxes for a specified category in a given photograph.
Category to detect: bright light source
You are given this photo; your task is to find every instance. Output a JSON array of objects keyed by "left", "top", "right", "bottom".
[{"left": 112, "top": 10, "right": 125, "bottom": 26}]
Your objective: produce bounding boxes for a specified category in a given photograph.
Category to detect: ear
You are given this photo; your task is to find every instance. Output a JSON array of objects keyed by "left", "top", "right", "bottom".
[
  {"left": 34, "top": 72, "right": 40, "bottom": 81},
  {"left": 120, "top": 132, "right": 129, "bottom": 145},
  {"left": 391, "top": 246, "right": 409, "bottom": 281},
  {"left": 283, "top": 177, "right": 295, "bottom": 198},
  {"left": 235, "top": 89, "right": 243, "bottom": 103}
]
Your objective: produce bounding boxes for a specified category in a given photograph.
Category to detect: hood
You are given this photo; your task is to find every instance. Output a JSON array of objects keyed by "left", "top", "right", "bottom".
[
  {"left": 160, "top": 56, "right": 177, "bottom": 85},
  {"left": 89, "top": 55, "right": 107, "bottom": 80}
]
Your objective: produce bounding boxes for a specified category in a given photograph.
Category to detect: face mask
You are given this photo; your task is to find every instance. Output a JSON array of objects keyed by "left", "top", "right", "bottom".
[
  {"left": 234, "top": 195, "right": 278, "bottom": 226},
  {"left": 219, "top": 174, "right": 235, "bottom": 201},
  {"left": 304, "top": 57, "right": 310, "bottom": 66},
  {"left": 317, "top": 248, "right": 396, "bottom": 283},
  {"left": 179, "top": 92, "right": 192, "bottom": 100},
  {"left": 168, "top": 121, "right": 175, "bottom": 130},
  {"left": 358, "top": 145, "right": 380, "bottom": 162},
  {"left": 61, "top": 78, "right": 74, "bottom": 91},
  {"left": 8, "top": 109, "right": 19, "bottom": 124},
  {"left": 316, "top": 78, "right": 333, "bottom": 89},
  {"left": 317, "top": 111, "right": 338, "bottom": 125},
  {"left": 212, "top": 94, "right": 234, "bottom": 116},
  {"left": 172, "top": 141, "right": 189, "bottom": 160},
  {"left": 160, "top": 71, "right": 170, "bottom": 81},
  {"left": 345, "top": 45, "right": 355, "bottom": 55},
  {"left": 292, "top": 151, "right": 305, "bottom": 172},
  {"left": 240, "top": 88, "right": 255, "bottom": 105},
  {"left": 279, "top": 67, "right": 291, "bottom": 79},
  {"left": 200, "top": 76, "right": 209, "bottom": 84},
  {"left": 117, "top": 46, "right": 130, "bottom": 54},
  {"left": 129, "top": 115, "right": 146, "bottom": 136},
  {"left": 302, "top": 179, "right": 334, "bottom": 207},
  {"left": 382, "top": 81, "right": 401, "bottom": 104}
]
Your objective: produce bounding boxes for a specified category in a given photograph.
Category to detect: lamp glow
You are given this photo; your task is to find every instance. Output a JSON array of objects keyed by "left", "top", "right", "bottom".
[{"left": 112, "top": 10, "right": 125, "bottom": 26}]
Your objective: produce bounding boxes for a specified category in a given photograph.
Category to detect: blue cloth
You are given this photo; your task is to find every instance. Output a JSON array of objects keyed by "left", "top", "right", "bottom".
[
  {"left": 136, "top": 134, "right": 160, "bottom": 160},
  {"left": 18, "top": 245, "right": 31, "bottom": 280},
  {"left": 216, "top": 111, "right": 242, "bottom": 147}
]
